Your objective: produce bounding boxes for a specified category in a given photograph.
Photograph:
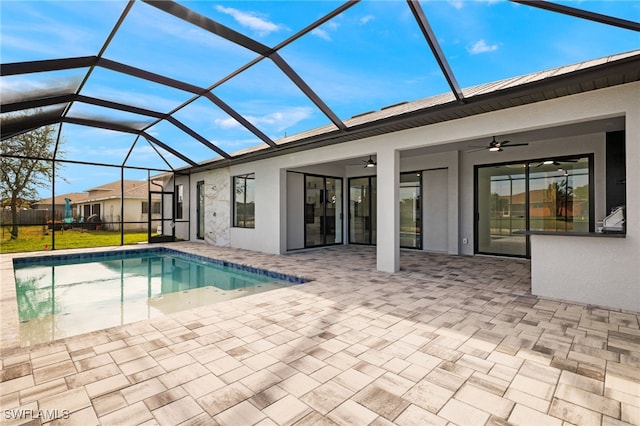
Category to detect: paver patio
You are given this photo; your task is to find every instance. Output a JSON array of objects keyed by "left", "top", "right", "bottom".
[{"left": 1, "top": 243, "right": 638, "bottom": 425}]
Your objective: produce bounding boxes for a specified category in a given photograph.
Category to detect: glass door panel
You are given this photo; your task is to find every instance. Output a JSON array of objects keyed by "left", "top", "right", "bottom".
[
  {"left": 349, "top": 177, "right": 372, "bottom": 244},
  {"left": 477, "top": 164, "right": 527, "bottom": 256},
  {"left": 305, "top": 175, "right": 342, "bottom": 247},
  {"left": 326, "top": 178, "right": 343, "bottom": 244},
  {"left": 305, "top": 176, "right": 324, "bottom": 247},
  {"left": 371, "top": 177, "right": 377, "bottom": 245},
  {"left": 400, "top": 173, "right": 421, "bottom": 249}
]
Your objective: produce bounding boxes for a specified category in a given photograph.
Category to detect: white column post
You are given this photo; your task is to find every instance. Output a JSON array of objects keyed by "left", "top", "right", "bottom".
[
  {"left": 376, "top": 148, "right": 400, "bottom": 272},
  {"left": 278, "top": 168, "right": 288, "bottom": 254}
]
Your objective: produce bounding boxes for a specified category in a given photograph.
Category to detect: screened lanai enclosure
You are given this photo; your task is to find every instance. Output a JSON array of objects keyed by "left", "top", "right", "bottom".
[{"left": 1, "top": 0, "right": 638, "bottom": 252}]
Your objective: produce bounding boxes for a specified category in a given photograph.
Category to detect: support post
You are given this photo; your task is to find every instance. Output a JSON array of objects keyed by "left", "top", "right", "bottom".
[{"left": 376, "top": 148, "right": 400, "bottom": 272}]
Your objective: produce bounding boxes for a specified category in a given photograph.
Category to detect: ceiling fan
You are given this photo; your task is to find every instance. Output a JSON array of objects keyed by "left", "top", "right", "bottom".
[
  {"left": 468, "top": 136, "right": 528, "bottom": 153},
  {"left": 362, "top": 155, "right": 376, "bottom": 168}
]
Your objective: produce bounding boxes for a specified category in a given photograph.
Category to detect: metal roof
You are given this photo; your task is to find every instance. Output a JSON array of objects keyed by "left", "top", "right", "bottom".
[{"left": 2, "top": 0, "right": 639, "bottom": 174}]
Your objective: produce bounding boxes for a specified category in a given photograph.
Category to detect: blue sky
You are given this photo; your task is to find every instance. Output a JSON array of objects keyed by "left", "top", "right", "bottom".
[{"left": 1, "top": 0, "right": 639, "bottom": 196}]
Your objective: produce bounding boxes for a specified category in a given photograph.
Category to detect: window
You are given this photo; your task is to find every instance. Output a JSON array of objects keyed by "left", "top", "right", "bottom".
[
  {"left": 142, "top": 201, "right": 161, "bottom": 214},
  {"left": 476, "top": 155, "right": 593, "bottom": 257},
  {"left": 196, "top": 181, "right": 205, "bottom": 239},
  {"left": 176, "top": 184, "right": 183, "bottom": 220},
  {"left": 233, "top": 173, "right": 255, "bottom": 228}
]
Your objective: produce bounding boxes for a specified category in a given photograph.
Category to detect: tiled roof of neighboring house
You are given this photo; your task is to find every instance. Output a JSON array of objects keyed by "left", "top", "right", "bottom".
[
  {"left": 500, "top": 188, "right": 588, "bottom": 205},
  {"left": 74, "top": 180, "right": 151, "bottom": 204},
  {"left": 33, "top": 193, "right": 88, "bottom": 207}
]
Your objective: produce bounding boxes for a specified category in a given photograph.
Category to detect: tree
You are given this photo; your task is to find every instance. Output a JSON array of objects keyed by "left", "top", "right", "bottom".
[
  {"left": 544, "top": 179, "right": 573, "bottom": 218},
  {"left": 0, "top": 125, "right": 60, "bottom": 240}
]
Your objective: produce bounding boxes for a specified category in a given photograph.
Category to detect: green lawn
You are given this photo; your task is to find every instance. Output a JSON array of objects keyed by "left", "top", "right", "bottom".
[{"left": 0, "top": 226, "right": 148, "bottom": 253}]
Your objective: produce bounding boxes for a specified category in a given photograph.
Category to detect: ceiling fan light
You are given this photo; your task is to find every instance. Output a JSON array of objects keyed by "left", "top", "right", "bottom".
[
  {"left": 366, "top": 161, "right": 375, "bottom": 168},
  {"left": 543, "top": 160, "right": 554, "bottom": 165},
  {"left": 489, "top": 146, "right": 500, "bottom": 152}
]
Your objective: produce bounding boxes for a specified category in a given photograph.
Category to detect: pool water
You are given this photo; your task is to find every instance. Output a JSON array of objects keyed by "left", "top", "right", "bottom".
[{"left": 13, "top": 248, "right": 307, "bottom": 346}]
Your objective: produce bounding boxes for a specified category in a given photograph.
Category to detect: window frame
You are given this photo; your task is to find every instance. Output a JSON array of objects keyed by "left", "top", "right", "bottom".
[
  {"left": 233, "top": 173, "right": 255, "bottom": 228},
  {"left": 474, "top": 153, "right": 594, "bottom": 258},
  {"left": 176, "top": 184, "right": 183, "bottom": 220}
]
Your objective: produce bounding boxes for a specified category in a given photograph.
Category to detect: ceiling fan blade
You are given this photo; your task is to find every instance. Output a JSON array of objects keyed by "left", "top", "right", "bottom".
[
  {"left": 504, "top": 143, "right": 528, "bottom": 147},
  {"left": 466, "top": 147, "right": 488, "bottom": 153}
]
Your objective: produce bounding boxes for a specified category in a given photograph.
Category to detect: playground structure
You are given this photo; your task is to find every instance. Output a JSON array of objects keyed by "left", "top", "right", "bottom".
[{"left": 64, "top": 198, "right": 73, "bottom": 225}]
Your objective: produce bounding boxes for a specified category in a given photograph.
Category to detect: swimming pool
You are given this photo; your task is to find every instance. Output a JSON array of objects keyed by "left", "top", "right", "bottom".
[{"left": 13, "top": 248, "right": 308, "bottom": 346}]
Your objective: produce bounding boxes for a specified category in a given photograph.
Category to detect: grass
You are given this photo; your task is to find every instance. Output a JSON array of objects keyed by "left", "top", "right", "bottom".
[{"left": 0, "top": 226, "right": 149, "bottom": 254}]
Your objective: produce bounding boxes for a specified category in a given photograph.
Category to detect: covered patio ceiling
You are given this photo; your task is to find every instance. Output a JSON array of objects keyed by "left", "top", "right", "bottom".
[{"left": 1, "top": 0, "right": 639, "bottom": 175}]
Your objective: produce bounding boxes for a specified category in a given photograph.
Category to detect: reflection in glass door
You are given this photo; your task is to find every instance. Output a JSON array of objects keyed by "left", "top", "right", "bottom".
[
  {"left": 305, "top": 175, "right": 342, "bottom": 247},
  {"left": 349, "top": 177, "right": 376, "bottom": 245},
  {"left": 476, "top": 156, "right": 592, "bottom": 257},
  {"left": 400, "top": 173, "right": 421, "bottom": 249},
  {"left": 528, "top": 157, "right": 591, "bottom": 233},
  {"left": 476, "top": 164, "right": 527, "bottom": 256}
]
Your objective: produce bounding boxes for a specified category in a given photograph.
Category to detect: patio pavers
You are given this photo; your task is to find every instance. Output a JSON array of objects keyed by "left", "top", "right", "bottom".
[{"left": 1, "top": 243, "right": 638, "bottom": 425}]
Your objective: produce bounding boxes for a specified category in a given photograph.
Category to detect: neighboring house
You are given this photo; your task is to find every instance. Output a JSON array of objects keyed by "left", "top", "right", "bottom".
[
  {"left": 73, "top": 180, "right": 162, "bottom": 231},
  {"left": 2, "top": 193, "right": 87, "bottom": 226},
  {"left": 31, "top": 193, "right": 86, "bottom": 221}
]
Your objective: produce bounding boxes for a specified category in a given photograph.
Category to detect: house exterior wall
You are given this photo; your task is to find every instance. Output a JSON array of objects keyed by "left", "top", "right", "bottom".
[
  {"left": 529, "top": 84, "right": 639, "bottom": 312},
  {"left": 189, "top": 168, "right": 231, "bottom": 246},
  {"left": 76, "top": 198, "right": 157, "bottom": 231},
  {"left": 187, "top": 81, "right": 638, "bottom": 311}
]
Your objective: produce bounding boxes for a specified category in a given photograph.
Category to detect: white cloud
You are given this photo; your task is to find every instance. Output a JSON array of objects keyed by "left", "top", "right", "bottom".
[
  {"left": 310, "top": 20, "right": 339, "bottom": 41},
  {"left": 254, "top": 107, "right": 313, "bottom": 132},
  {"left": 311, "top": 28, "right": 332, "bottom": 41},
  {"left": 215, "top": 5, "right": 282, "bottom": 37},
  {"left": 214, "top": 117, "right": 241, "bottom": 129},
  {"left": 467, "top": 39, "right": 499, "bottom": 54},
  {"left": 360, "top": 15, "right": 375, "bottom": 25},
  {"left": 214, "top": 107, "right": 313, "bottom": 132}
]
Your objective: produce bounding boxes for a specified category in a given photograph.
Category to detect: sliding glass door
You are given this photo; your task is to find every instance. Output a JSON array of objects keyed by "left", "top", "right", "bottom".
[
  {"left": 305, "top": 175, "right": 343, "bottom": 247},
  {"left": 400, "top": 173, "right": 421, "bottom": 249},
  {"left": 349, "top": 176, "right": 376, "bottom": 245},
  {"left": 477, "top": 164, "right": 527, "bottom": 256},
  {"left": 476, "top": 155, "right": 592, "bottom": 257}
]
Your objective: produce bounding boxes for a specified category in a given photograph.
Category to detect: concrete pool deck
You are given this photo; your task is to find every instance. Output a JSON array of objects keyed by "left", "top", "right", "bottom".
[{"left": 1, "top": 243, "right": 638, "bottom": 425}]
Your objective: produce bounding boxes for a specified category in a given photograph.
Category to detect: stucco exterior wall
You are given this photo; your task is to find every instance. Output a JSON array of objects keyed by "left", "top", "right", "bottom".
[
  {"left": 528, "top": 84, "right": 639, "bottom": 311},
  {"left": 189, "top": 169, "right": 231, "bottom": 246},
  {"left": 186, "top": 81, "right": 638, "bottom": 311}
]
